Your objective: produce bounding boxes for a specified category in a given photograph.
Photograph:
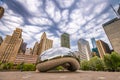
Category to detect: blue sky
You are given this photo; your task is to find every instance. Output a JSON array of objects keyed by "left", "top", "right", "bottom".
[{"left": 0, "top": 0, "right": 120, "bottom": 51}]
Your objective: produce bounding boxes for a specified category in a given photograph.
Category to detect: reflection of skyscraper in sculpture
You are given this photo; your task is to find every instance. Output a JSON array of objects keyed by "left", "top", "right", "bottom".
[
  {"left": 0, "top": 28, "right": 23, "bottom": 63},
  {"left": 74, "top": 51, "right": 87, "bottom": 61},
  {"left": 96, "top": 40, "right": 111, "bottom": 59},
  {"left": 103, "top": 18, "right": 120, "bottom": 54},
  {"left": 32, "top": 32, "right": 53, "bottom": 55},
  {"left": 61, "top": 33, "right": 70, "bottom": 48},
  {"left": 78, "top": 38, "right": 92, "bottom": 61}
]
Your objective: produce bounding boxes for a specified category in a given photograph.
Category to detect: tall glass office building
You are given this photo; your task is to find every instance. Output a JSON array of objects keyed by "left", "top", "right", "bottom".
[{"left": 91, "top": 37, "right": 100, "bottom": 57}]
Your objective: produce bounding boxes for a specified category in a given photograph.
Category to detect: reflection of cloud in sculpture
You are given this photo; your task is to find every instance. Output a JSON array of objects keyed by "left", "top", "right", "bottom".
[{"left": 36, "top": 47, "right": 80, "bottom": 72}]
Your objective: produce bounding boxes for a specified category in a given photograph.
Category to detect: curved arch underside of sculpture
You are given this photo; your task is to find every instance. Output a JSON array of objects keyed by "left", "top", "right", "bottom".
[{"left": 36, "top": 57, "right": 80, "bottom": 72}]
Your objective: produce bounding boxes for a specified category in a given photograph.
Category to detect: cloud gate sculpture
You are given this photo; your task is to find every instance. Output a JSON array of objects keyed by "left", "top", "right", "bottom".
[{"left": 36, "top": 47, "right": 80, "bottom": 72}]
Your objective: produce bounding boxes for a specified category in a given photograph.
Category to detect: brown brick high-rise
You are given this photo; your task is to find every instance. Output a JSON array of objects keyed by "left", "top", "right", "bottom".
[
  {"left": 96, "top": 40, "right": 111, "bottom": 59},
  {"left": 0, "top": 28, "right": 23, "bottom": 63},
  {"left": 32, "top": 32, "right": 53, "bottom": 55}
]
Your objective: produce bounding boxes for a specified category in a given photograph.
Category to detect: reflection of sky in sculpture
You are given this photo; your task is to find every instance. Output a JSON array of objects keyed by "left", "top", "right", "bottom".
[{"left": 40, "top": 47, "right": 75, "bottom": 61}]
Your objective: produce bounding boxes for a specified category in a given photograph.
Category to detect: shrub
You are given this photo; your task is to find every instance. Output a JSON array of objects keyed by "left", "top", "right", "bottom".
[
  {"left": 0, "top": 62, "right": 2, "bottom": 70},
  {"left": 89, "top": 56, "right": 105, "bottom": 71},
  {"left": 0, "top": 63, "right": 7, "bottom": 70},
  {"left": 0, "top": 62, "right": 36, "bottom": 71},
  {"left": 80, "top": 56, "right": 105, "bottom": 71},
  {"left": 0, "top": 63, "right": 4, "bottom": 70},
  {"left": 16, "top": 63, "right": 36, "bottom": 71},
  {"left": 7, "top": 62, "right": 14, "bottom": 69},
  {"left": 16, "top": 64, "right": 22, "bottom": 70},
  {"left": 104, "top": 52, "right": 120, "bottom": 71},
  {"left": 80, "top": 60, "right": 89, "bottom": 70},
  {"left": 80, "top": 52, "right": 120, "bottom": 72},
  {"left": 0, "top": 62, "right": 14, "bottom": 70},
  {"left": 22, "top": 63, "right": 36, "bottom": 71},
  {"left": 0, "top": 62, "right": 2, "bottom": 65},
  {"left": 56, "top": 66, "right": 64, "bottom": 71}
]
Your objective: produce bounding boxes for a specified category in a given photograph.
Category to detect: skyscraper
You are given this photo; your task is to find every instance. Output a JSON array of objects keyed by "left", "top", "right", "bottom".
[
  {"left": 0, "top": 36, "right": 3, "bottom": 45},
  {"left": 20, "top": 42, "right": 27, "bottom": 54},
  {"left": 92, "top": 48, "right": 99, "bottom": 57},
  {"left": 103, "top": 18, "right": 120, "bottom": 54},
  {"left": 0, "top": 28, "right": 23, "bottom": 63},
  {"left": 38, "top": 32, "right": 53, "bottom": 55},
  {"left": 34, "top": 32, "right": 53, "bottom": 55},
  {"left": 32, "top": 42, "right": 39, "bottom": 55},
  {"left": 96, "top": 40, "right": 111, "bottom": 59},
  {"left": 91, "top": 37, "right": 99, "bottom": 57},
  {"left": 0, "top": 6, "right": 4, "bottom": 19},
  {"left": 61, "top": 33, "right": 70, "bottom": 48},
  {"left": 78, "top": 38, "right": 92, "bottom": 60},
  {"left": 117, "top": 4, "right": 120, "bottom": 15},
  {"left": 91, "top": 37, "right": 96, "bottom": 48}
]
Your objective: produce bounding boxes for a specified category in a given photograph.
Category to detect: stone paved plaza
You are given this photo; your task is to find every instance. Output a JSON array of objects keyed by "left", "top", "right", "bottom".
[{"left": 0, "top": 70, "right": 120, "bottom": 80}]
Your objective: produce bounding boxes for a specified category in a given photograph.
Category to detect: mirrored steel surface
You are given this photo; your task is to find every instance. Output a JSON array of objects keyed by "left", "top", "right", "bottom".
[{"left": 39, "top": 47, "right": 78, "bottom": 61}]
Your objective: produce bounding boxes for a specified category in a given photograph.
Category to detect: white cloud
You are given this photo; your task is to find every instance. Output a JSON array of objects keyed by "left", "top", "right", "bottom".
[
  {"left": 56, "top": 0, "right": 75, "bottom": 8},
  {"left": 94, "top": 3, "right": 107, "bottom": 14},
  {"left": 45, "top": 0, "right": 61, "bottom": 23},
  {"left": 28, "top": 17, "right": 52, "bottom": 25},
  {"left": 18, "top": 0, "right": 42, "bottom": 14},
  {"left": 0, "top": 26, "right": 10, "bottom": 33},
  {"left": 70, "top": 9, "right": 82, "bottom": 20},
  {"left": 0, "top": 0, "right": 117, "bottom": 50},
  {"left": 66, "top": 22, "right": 79, "bottom": 34},
  {"left": 23, "top": 25, "right": 42, "bottom": 33},
  {"left": 25, "top": 0, "right": 41, "bottom": 13},
  {"left": 3, "top": 15, "right": 24, "bottom": 24},
  {"left": 51, "top": 37, "right": 60, "bottom": 48},
  {"left": 45, "top": 0, "right": 55, "bottom": 18},
  {"left": 61, "top": 9, "right": 69, "bottom": 21},
  {"left": 34, "top": 33, "right": 43, "bottom": 41},
  {"left": 22, "top": 32, "right": 31, "bottom": 42},
  {"left": 54, "top": 9, "right": 61, "bottom": 22}
]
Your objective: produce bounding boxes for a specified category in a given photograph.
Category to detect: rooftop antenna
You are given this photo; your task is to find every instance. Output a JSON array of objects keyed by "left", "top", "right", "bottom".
[{"left": 110, "top": 4, "right": 120, "bottom": 18}]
